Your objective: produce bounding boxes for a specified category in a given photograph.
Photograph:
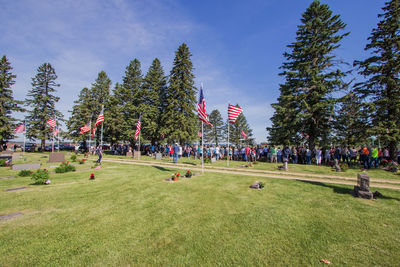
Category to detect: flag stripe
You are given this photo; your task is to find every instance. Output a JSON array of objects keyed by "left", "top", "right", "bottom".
[
  {"left": 14, "top": 123, "right": 25, "bottom": 133},
  {"left": 134, "top": 116, "right": 141, "bottom": 140},
  {"left": 46, "top": 119, "right": 56, "bottom": 128},
  {"left": 198, "top": 86, "right": 213, "bottom": 127},
  {"left": 80, "top": 124, "right": 91, "bottom": 134},
  {"left": 228, "top": 104, "right": 243, "bottom": 123}
]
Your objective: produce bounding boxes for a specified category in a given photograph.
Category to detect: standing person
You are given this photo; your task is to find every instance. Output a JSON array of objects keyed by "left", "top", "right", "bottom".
[
  {"left": 96, "top": 145, "right": 103, "bottom": 165},
  {"left": 270, "top": 146, "right": 277, "bottom": 163},
  {"left": 173, "top": 143, "right": 179, "bottom": 163},
  {"left": 291, "top": 146, "right": 298, "bottom": 164},
  {"left": 277, "top": 147, "right": 282, "bottom": 163},
  {"left": 324, "top": 148, "right": 331, "bottom": 165},
  {"left": 361, "top": 145, "right": 370, "bottom": 169},
  {"left": 370, "top": 146, "right": 379, "bottom": 168},
  {"left": 306, "top": 147, "right": 312, "bottom": 165},
  {"left": 315, "top": 147, "right": 322, "bottom": 165}
]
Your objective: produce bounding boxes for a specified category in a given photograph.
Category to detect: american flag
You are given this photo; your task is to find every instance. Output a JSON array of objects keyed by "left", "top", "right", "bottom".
[
  {"left": 46, "top": 118, "right": 56, "bottom": 129},
  {"left": 80, "top": 124, "right": 91, "bottom": 134},
  {"left": 92, "top": 127, "right": 97, "bottom": 138},
  {"left": 134, "top": 116, "right": 141, "bottom": 140},
  {"left": 14, "top": 123, "right": 25, "bottom": 133},
  {"left": 241, "top": 130, "right": 248, "bottom": 139},
  {"left": 228, "top": 104, "right": 243, "bottom": 123},
  {"left": 95, "top": 108, "right": 104, "bottom": 126},
  {"left": 53, "top": 128, "right": 59, "bottom": 137},
  {"left": 198, "top": 86, "right": 213, "bottom": 127}
]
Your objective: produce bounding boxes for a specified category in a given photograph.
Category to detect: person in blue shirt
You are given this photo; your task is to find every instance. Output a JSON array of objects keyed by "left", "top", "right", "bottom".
[{"left": 173, "top": 143, "right": 179, "bottom": 163}]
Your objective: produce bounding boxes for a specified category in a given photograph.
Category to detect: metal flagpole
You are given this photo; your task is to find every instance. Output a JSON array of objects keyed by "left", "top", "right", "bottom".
[
  {"left": 89, "top": 120, "right": 92, "bottom": 154},
  {"left": 57, "top": 124, "right": 60, "bottom": 152},
  {"left": 201, "top": 121, "right": 204, "bottom": 174},
  {"left": 227, "top": 121, "right": 230, "bottom": 167},
  {"left": 138, "top": 131, "right": 141, "bottom": 159},
  {"left": 23, "top": 121, "right": 26, "bottom": 155},
  {"left": 52, "top": 116, "right": 55, "bottom": 153},
  {"left": 100, "top": 105, "right": 104, "bottom": 148}
]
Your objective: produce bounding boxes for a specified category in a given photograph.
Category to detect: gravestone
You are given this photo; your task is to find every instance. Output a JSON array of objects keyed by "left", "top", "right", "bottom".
[
  {"left": 211, "top": 158, "right": 216, "bottom": 164},
  {"left": 1, "top": 151, "right": 13, "bottom": 155},
  {"left": 353, "top": 173, "right": 373, "bottom": 199},
  {"left": 12, "top": 163, "right": 41, "bottom": 170},
  {"left": 126, "top": 152, "right": 133, "bottom": 157},
  {"left": 0, "top": 212, "right": 23, "bottom": 221},
  {"left": 0, "top": 154, "right": 12, "bottom": 162},
  {"left": 155, "top": 153, "right": 162, "bottom": 160},
  {"left": 134, "top": 151, "right": 141, "bottom": 159},
  {"left": 48, "top": 153, "right": 65, "bottom": 163},
  {"left": 12, "top": 154, "right": 21, "bottom": 161},
  {"left": 6, "top": 186, "right": 27, "bottom": 192}
]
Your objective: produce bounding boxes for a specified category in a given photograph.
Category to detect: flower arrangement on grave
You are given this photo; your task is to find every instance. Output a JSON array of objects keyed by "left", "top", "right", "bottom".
[
  {"left": 383, "top": 160, "right": 399, "bottom": 172},
  {"left": 18, "top": 170, "right": 33, "bottom": 177},
  {"left": 204, "top": 158, "right": 211, "bottom": 164},
  {"left": 90, "top": 173, "right": 95, "bottom": 180},
  {"left": 185, "top": 170, "right": 192, "bottom": 178},
  {"left": 31, "top": 169, "right": 50, "bottom": 185},
  {"left": 339, "top": 162, "right": 348, "bottom": 172},
  {"left": 173, "top": 172, "right": 180, "bottom": 181},
  {"left": 79, "top": 159, "right": 85, "bottom": 164},
  {"left": 55, "top": 162, "right": 76, "bottom": 173}
]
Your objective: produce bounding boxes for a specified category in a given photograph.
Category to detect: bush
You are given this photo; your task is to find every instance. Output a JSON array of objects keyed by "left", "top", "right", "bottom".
[
  {"left": 18, "top": 170, "right": 33, "bottom": 177},
  {"left": 258, "top": 182, "right": 265, "bottom": 189},
  {"left": 31, "top": 169, "right": 49, "bottom": 185},
  {"left": 55, "top": 162, "right": 76, "bottom": 173},
  {"left": 79, "top": 159, "right": 85, "bottom": 164},
  {"left": 70, "top": 154, "right": 77, "bottom": 162},
  {"left": 0, "top": 159, "right": 7, "bottom": 167}
]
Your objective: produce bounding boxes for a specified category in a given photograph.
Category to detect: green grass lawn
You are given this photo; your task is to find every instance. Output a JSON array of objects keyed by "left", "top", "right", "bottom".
[{"left": 1, "top": 153, "right": 400, "bottom": 266}]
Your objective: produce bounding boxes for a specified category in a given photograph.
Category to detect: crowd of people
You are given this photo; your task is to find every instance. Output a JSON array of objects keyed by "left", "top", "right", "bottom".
[{"left": 136, "top": 143, "right": 400, "bottom": 168}]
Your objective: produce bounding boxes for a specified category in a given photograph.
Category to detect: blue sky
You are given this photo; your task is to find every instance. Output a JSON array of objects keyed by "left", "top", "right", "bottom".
[{"left": 1, "top": 0, "right": 384, "bottom": 143}]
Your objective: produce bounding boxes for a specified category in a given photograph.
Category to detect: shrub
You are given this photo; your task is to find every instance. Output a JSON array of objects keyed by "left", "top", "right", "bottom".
[
  {"left": 79, "top": 159, "right": 85, "bottom": 164},
  {"left": 0, "top": 159, "right": 7, "bottom": 167},
  {"left": 204, "top": 158, "right": 211, "bottom": 164},
  {"left": 31, "top": 169, "right": 49, "bottom": 185},
  {"left": 258, "top": 182, "right": 265, "bottom": 189},
  {"left": 70, "top": 154, "right": 77, "bottom": 162},
  {"left": 18, "top": 170, "right": 33, "bottom": 177},
  {"left": 55, "top": 162, "right": 76, "bottom": 173}
]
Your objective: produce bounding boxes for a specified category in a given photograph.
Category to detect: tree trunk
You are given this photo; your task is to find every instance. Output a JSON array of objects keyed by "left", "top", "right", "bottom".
[
  {"left": 389, "top": 140, "right": 397, "bottom": 161},
  {"left": 41, "top": 139, "right": 45, "bottom": 152}
]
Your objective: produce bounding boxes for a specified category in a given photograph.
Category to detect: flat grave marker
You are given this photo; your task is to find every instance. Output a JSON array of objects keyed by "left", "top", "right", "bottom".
[
  {"left": 0, "top": 212, "right": 23, "bottom": 221},
  {"left": 12, "top": 163, "right": 41, "bottom": 170},
  {"left": 48, "top": 153, "right": 65, "bottom": 163},
  {"left": 6, "top": 186, "right": 27, "bottom": 192}
]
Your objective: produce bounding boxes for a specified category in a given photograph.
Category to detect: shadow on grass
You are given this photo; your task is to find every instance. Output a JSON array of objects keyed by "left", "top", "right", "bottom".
[
  {"left": 182, "top": 161, "right": 197, "bottom": 166},
  {"left": 300, "top": 180, "right": 400, "bottom": 201},
  {"left": 299, "top": 180, "right": 353, "bottom": 195},
  {"left": 153, "top": 166, "right": 173, "bottom": 172}
]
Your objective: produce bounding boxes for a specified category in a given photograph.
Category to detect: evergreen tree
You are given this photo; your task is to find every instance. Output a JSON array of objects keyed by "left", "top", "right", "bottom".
[
  {"left": 268, "top": 0, "right": 348, "bottom": 149},
  {"left": 354, "top": 0, "right": 400, "bottom": 159},
  {"left": 333, "top": 90, "right": 369, "bottom": 146},
  {"left": 139, "top": 58, "right": 167, "bottom": 145},
  {"left": 116, "top": 59, "right": 142, "bottom": 146},
  {"left": 66, "top": 87, "right": 92, "bottom": 141},
  {"left": 0, "top": 55, "right": 24, "bottom": 150},
  {"left": 25, "top": 63, "right": 61, "bottom": 150},
  {"left": 161, "top": 43, "right": 198, "bottom": 144},
  {"left": 104, "top": 83, "right": 124, "bottom": 146},
  {"left": 204, "top": 109, "right": 225, "bottom": 145},
  {"left": 228, "top": 106, "right": 254, "bottom": 147},
  {"left": 90, "top": 71, "right": 111, "bottom": 145}
]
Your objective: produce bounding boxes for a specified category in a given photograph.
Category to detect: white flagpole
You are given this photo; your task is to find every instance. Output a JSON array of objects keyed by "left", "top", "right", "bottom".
[
  {"left": 89, "top": 120, "right": 92, "bottom": 154},
  {"left": 201, "top": 121, "right": 204, "bottom": 174},
  {"left": 23, "top": 121, "right": 26, "bottom": 155},
  {"left": 52, "top": 116, "right": 55, "bottom": 153},
  {"left": 138, "top": 131, "right": 141, "bottom": 159},
  {"left": 57, "top": 125, "right": 60, "bottom": 152},
  {"left": 227, "top": 121, "right": 230, "bottom": 167},
  {"left": 100, "top": 105, "right": 104, "bottom": 148}
]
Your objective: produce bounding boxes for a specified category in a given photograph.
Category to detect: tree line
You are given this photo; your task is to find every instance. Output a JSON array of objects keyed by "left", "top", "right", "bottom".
[
  {"left": 267, "top": 0, "right": 400, "bottom": 160},
  {"left": 0, "top": 43, "right": 254, "bottom": 150}
]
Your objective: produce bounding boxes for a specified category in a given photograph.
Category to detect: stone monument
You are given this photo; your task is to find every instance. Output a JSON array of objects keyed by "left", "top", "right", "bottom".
[
  {"left": 353, "top": 173, "right": 373, "bottom": 199},
  {"left": 155, "top": 153, "right": 162, "bottom": 160},
  {"left": 48, "top": 153, "right": 65, "bottom": 163}
]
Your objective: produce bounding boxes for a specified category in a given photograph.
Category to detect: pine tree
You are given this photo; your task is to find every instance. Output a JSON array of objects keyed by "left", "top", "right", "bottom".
[
  {"left": 66, "top": 87, "right": 92, "bottom": 141},
  {"left": 0, "top": 55, "right": 24, "bottom": 150},
  {"left": 268, "top": 0, "right": 348, "bottom": 149},
  {"left": 228, "top": 106, "right": 254, "bottom": 147},
  {"left": 90, "top": 71, "right": 111, "bottom": 145},
  {"left": 104, "top": 83, "right": 124, "bottom": 146},
  {"left": 139, "top": 58, "right": 167, "bottom": 145},
  {"left": 116, "top": 59, "right": 142, "bottom": 146},
  {"left": 354, "top": 0, "right": 400, "bottom": 160},
  {"left": 25, "top": 63, "right": 61, "bottom": 150},
  {"left": 333, "top": 90, "right": 369, "bottom": 146},
  {"left": 161, "top": 43, "right": 197, "bottom": 144},
  {"left": 204, "top": 109, "right": 225, "bottom": 145}
]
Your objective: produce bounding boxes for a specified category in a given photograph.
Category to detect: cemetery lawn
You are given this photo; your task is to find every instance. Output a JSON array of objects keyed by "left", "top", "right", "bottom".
[{"left": 1, "top": 154, "right": 400, "bottom": 266}]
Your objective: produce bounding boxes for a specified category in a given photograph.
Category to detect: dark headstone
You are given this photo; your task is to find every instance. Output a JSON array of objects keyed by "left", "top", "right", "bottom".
[
  {"left": 48, "top": 153, "right": 65, "bottom": 163},
  {"left": 0, "top": 212, "right": 23, "bottom": 221},
  {"left": 155, "top": 153, "right": 162, "bottom": 160},
  {"left": 373, "top": 191, "right": 383, "bottom": 199},
  {"left": 6, "top": 186, "right": 27, "bottom": 192},
  {"left": 12, "top": 163, "right": 40, "bottom": 170},
  {"left": 353, "top": 173, "right": 373, "bottom": 199}
]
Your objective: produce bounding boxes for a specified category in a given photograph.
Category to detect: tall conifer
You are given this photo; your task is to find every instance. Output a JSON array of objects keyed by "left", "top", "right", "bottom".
[
  {"left": 354, "top": 0, "right": 400, "bottom": 159},
  {"left": 268, "top": 0, "right": 348, "bottom": 148},
  {"left": 204, "top": 109, "right": 225, "bottom": 145}
]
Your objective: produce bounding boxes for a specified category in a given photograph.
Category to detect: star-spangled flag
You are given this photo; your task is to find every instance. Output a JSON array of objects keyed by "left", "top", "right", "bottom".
[
  {"left": 198, "top": 86, "right": 213, "bottom": 127},
  {"left": 80, "top": 124, "right": 91, "bottom": 134},
  {"left": 95, "top": 107, "right": 104, "bottom": 126},
  {"left": 53, "top": 127, "right": 59, "bottom": 137},
  {"left": 46, "top": 119, "right": 56, "bottom": 129},
  {"left": 241, "top": 130, "right": 248, "bottom": 139},
  {"left": 134, "top": 116, "right": 141, "bottom": 140},
  {"left": 14, "top": 123, "right": 26, "bottom": 133},
  {"left": 228, "top": 104, "right": 243, "bottom": 123},
  {"left": 92, "top": 127, "right": 97, "bottom": 138}
]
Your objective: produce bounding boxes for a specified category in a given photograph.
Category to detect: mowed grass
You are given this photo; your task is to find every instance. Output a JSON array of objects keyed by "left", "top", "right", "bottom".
[{"left": 1, "top": 154, "right": 400, "bottom": 266}]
